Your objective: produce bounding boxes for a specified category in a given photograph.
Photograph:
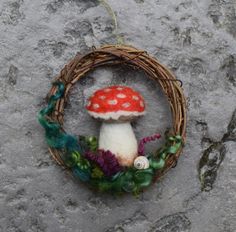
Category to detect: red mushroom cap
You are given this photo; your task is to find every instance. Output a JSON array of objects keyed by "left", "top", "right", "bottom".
[{"left": 86, "top": 86, "right": 146, "bottom": 120}]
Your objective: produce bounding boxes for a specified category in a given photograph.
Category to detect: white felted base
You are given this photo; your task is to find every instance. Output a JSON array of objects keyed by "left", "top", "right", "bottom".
[{"left": 99, "top": 122, "right": 138, "bottom": 167}]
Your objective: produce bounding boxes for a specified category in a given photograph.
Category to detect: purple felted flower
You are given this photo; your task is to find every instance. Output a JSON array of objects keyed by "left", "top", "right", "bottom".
[
  {"left": 138, "top": 133, "right": 161, "bottom": 155},
  {"left": 85, "top": 150, "right": 122, "bottom": 177}
]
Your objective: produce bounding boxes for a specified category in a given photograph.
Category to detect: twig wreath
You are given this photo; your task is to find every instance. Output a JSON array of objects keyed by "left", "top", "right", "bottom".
[{"left": 38, "top": 44, "right": 187, "bottom": 195}]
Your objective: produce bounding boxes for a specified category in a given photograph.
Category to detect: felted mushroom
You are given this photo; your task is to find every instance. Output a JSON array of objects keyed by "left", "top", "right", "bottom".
[{"left": 86, "top": 86, "right": 146, "bottom": 167}]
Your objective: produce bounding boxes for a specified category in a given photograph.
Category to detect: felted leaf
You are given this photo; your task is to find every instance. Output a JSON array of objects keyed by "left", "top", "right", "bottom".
[
  {"left": 150, "top": 158, "right": 165, "bottom": 169},
  {"left": 86, "top": 136, "right": 98, "bottom": 152},
  {"left": 65, "top": 152, "right": 80, "bottom": 167},
  {"left": 122, "top": 180, "right": 136, "bottom": 193},
  {"left": 167, "top": 144, "right": 180, "bottom": 154},
  {"left": 135, "top": 173, "right": 153, "bottom": 188}
]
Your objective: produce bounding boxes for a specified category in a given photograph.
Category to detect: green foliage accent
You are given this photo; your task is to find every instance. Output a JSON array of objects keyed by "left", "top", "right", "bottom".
[
  {"left": 155, "top": 134, "right": 183, "bottom": 160},
  {"left": 92, "top": 167, "right": 154, "bottom": 195},
  {"left": 70, "top": 151, "right": 91, "bottom": 182},
  {"left": 65, "top": 150, "right": 91, "bottom": 169},
  {"left": 78, "top": 135, "right": 98, "bottom": 152},
  {"left": 91, "top": 166, "right": 104, "bottom": 179},
  {"left": 86, "top": 136, "right": 98, "bottom": 152},
  {"left": 64, "top": 151, "right": 80, "bottom": 167},
  {"left": 149, "top": 158, "right": 165, "bottom": 169}
]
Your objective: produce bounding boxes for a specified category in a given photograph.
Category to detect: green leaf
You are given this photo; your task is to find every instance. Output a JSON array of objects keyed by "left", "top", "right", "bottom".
[
  {"left": 135, "top": 173, "right": 153, "bottom": 188},
  {"left": 85, "top": 136, "right": 98, "bottom": 152},
  {"left": 175, "top": 135, "right": 182, "bottom": 142},
  {"left": 168, "top": 136, "right": 175, "bottom": 141},
  {"left": 167, "top": 144, "right": 180, "bottom": 154},
  {"left": 160, "top": 152, "right": 167, "bottom": 159},
  {"left": 150, "top": 158, "right": 165, "bottom": 169},
  {"left": 65, "top": 151, "right": 81, "bottom": 167},
  {"left": 122, "top": 181, "right": 136, "bottom": 193}
]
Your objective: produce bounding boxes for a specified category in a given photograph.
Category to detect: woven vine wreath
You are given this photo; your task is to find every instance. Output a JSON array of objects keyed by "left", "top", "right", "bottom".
[{"left": 38, "top": 44, "right": 187, "bottom": 195}]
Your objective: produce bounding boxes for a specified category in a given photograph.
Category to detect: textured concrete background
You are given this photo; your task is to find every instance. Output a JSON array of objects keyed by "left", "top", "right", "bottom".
[{"left": 0, "top": 0, "right": 236, "bottom": 231}]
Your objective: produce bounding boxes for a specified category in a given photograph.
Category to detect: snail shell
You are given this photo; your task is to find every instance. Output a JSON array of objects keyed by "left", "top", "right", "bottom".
[{"left": 134, "top": 156, "right": 149, "bottom": 169}]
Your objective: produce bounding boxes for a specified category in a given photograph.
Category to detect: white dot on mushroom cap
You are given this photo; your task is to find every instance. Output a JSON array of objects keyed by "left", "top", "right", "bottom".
[
  {"left": 140, "top": 101, "right": 144, "bottom": 107},
  {"left": 132, "top": 95, "right": 139, "bottom": 100},
  {"left": 117, "top": 93, "right": 126, "bottom": 98},
  {"left": 93, "top": 103, "right": 100, "bottom": 109},
  {"left": 99, "top": 95, "right": 106, "bottom": 100},
  {"left": 116, "top": 87, "right": 123, "bottom": 90},
  {"left": 122, "top": 102, "right": 131, "bottom": 108},
  {"left": 108, "top": 99, "right": 118, "bottom": 105},
  {"left": 104, "top": 88, "right": 111, "bottom": 92}
]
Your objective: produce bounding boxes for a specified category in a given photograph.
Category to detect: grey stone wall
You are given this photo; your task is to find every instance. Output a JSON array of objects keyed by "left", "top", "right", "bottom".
[{"left": 0, "top": 0, "right": 235, "bottom": 231}]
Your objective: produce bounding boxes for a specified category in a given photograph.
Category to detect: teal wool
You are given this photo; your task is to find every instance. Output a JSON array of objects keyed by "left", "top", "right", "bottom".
[{"left": 38, "top": 82, "right": 82, "bottom": 153}]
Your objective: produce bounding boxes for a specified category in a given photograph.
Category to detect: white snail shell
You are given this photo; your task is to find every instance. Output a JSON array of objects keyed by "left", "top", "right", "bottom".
[{"left": 134, "top": 156, "right": 150, "bottom": 169}]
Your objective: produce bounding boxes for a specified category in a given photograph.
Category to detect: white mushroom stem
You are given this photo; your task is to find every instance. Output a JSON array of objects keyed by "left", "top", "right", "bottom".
[{"left": 99, "top": 121, "right": 138, "bottom": 167}]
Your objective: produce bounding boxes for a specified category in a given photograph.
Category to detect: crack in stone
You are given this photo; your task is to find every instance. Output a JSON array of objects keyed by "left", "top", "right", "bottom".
[
  {"left": 222, "top": 109, "right": 236, "bottom": 142},
  {"left": 7, "top": 65, "right": 18, "bottom": 86},
  {"left": 148, "top": 212, "right": 191, "bottom": 232},
  {"left": 198, "top": 108, "right": 236, "bottom": 191},
  {"left": 195, "top": 120, "right": 208, "bottom": 133},
  {"left": 221, "top": 55, "right": 236, "bottom": 87},
  {"left": 105, "top": 211, "right": 148, "bottom": 232},
  {"left": 198, "top": 142, "right": 226, "bottom": 192}
]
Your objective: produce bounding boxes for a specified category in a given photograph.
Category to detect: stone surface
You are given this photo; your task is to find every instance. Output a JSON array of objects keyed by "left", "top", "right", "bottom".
[{"left": 0, "top": 0, "right": 235, "bottom": 231}]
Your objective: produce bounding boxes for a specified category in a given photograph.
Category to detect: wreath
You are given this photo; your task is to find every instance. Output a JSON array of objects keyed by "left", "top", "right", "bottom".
[{"left": 38, "top": 44, "right": 187, "bottom": 195}]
